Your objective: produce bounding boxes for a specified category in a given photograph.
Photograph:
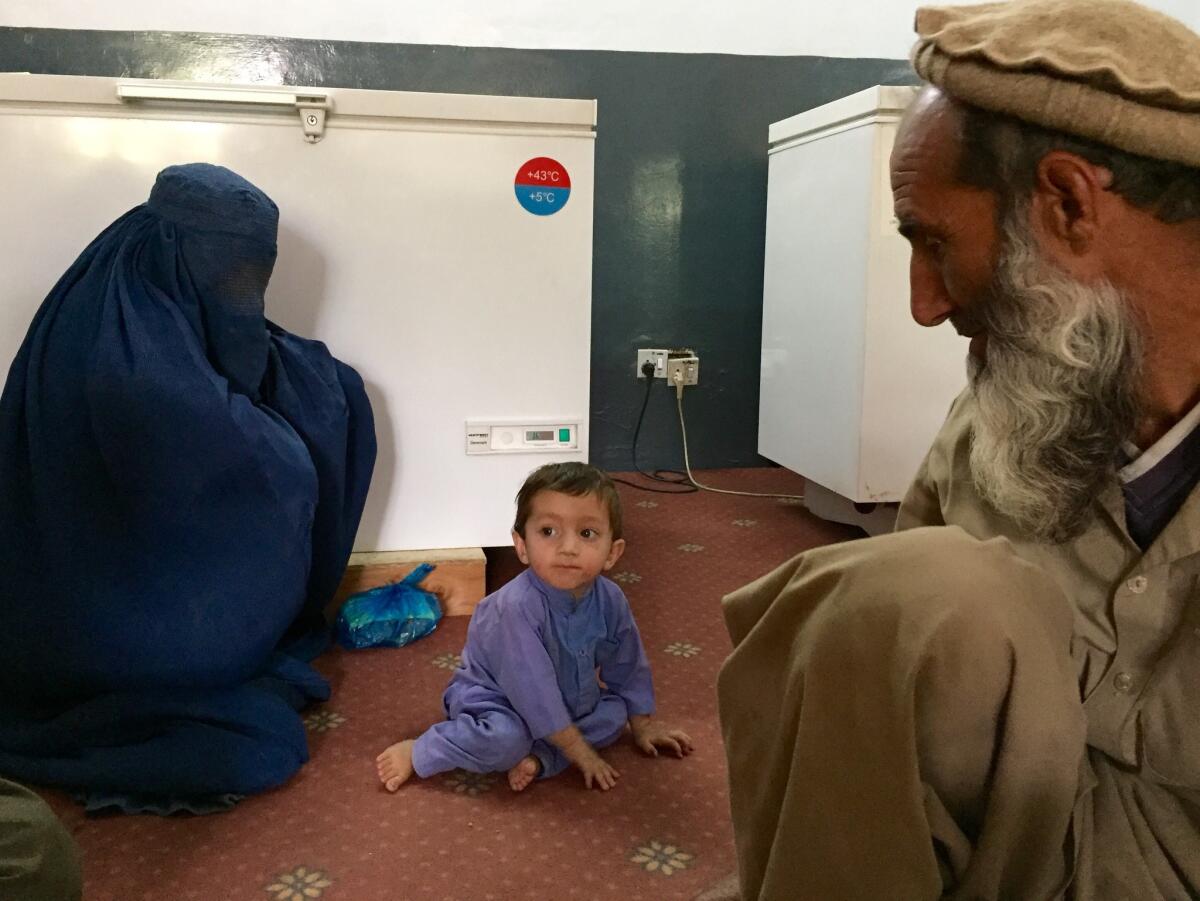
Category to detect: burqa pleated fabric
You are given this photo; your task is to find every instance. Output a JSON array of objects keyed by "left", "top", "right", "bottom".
[{"left": 0, "top": 163, "right": 376, "bottom": 811}]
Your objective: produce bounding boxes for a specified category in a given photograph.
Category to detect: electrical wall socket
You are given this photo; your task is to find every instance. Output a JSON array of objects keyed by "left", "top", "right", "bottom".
[
  {"left": 636, "top": 348, "right": 669, "bottom": 379},
  {"left": 667, "top": 355, "right": 700, "bottom": 386}
]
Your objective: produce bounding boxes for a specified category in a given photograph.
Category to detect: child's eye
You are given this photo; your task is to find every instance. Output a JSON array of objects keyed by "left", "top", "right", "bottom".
[
  {"left": 540, "top": 527, "right": 555, "bottom": 537},
  {"left": 580, "top": 529, "right": 596, "bottom": 539}
]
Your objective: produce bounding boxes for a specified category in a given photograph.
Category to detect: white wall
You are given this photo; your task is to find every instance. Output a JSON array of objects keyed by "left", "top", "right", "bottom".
[{"left": 5, "top": 0, "right": 1197, "bottom": 59}]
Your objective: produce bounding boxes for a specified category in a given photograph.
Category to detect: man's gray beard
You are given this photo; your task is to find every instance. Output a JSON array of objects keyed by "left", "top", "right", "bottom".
[{"left": 967, "top": 216, "right": 1141, "bottom": 543}]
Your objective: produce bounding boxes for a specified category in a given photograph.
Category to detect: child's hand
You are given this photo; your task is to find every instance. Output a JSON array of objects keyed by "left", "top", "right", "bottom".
[
  {"left": 631, "top": 718, "right": 694, "bottom": 759},
  {"left": 577, "top": 751, "right": 621, "bottom": 791},
  {"left": 547, "top": 724, "right": 619, "bottom": 790}
]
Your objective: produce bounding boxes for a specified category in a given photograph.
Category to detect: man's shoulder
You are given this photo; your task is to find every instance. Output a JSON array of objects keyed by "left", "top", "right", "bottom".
[
  {"left": 922, "top": 386, "right": 978, "bottom": 488},
  {"left": 936, "top": 386, "right": 977, "bottom": 452},
  {"left": 900, "top": 387, "right": 987, "bottom": 532}
]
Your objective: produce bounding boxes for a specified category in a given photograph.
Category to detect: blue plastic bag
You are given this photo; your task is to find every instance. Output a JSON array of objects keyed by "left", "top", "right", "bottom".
[{"left": 335, "top": 563, "right": 443, "bottom": 649}]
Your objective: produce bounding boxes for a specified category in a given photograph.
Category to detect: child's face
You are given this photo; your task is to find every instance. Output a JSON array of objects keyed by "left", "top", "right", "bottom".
[{"left": 512, "top": 489, "right": 626, "bottom": 598}]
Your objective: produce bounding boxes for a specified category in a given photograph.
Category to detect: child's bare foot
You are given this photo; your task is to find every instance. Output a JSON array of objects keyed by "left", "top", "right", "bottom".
[
  {"left": 507, "top": 755, "right": 541, "bottom": 792},
  {"left": 375, "top": 740, "right": 415, "bottom": 792}
]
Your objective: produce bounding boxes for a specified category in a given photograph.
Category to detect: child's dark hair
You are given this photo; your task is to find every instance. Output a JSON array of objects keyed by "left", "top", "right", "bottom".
[{"left": 513, "top": 462, "right": 623, "bottom": 540}]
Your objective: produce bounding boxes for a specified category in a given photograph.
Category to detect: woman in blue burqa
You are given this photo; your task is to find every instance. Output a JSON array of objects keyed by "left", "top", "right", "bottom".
[{"left": 0, "top": 163, "right": 376, "bottom": 812}]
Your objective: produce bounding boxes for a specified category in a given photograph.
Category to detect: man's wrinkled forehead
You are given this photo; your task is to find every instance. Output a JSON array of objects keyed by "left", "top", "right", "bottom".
[
  {"left": 890, "top": 89, "right": 976, "bottom": 241},
  {"left": 891, "top": 88, "right": 967, "bottom": 190}
]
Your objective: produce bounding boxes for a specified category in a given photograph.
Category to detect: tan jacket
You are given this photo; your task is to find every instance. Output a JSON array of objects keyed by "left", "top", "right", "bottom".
[{"left": 897, "top": 390, "right": 1200, "bottom": 791}]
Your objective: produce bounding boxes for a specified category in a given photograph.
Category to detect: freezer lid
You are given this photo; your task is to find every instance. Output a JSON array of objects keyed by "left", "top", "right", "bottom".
[
  {"left": 0, "top": 72, "right": 597, "bottom": 141},
  {"left": 768, "top": 84, "right": 915, "bottom": 153}
]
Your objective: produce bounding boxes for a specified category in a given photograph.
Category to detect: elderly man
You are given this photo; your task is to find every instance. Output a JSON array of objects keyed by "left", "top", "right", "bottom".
[{"left": 716, "top": 0, "right": 1200, "bottom": 899}]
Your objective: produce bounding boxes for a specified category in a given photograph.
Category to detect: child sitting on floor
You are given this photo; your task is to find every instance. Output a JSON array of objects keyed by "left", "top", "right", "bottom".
[{"left": 376, "top": 462, "right": 693, "bottom": 792}]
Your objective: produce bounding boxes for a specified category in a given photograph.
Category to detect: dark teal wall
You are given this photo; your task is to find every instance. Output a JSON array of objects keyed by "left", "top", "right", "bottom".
[{"left": 0, "top": 28, "right": 914, "bottom": 471}]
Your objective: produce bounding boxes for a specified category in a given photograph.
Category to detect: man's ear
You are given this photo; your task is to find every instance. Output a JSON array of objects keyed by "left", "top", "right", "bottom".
[
  {"left": 1031, "top": 151, "right": 1113, "bottom": 270},
  {"left": 603, "top": 538, "right": 626, "bottom": 571},
  {"left": 512, "top": 529, "right": 529, "bottom": 565}
]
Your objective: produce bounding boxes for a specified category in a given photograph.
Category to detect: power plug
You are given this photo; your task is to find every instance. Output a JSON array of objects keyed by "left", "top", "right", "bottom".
[
  {"left": 636, "top": 348, "right": 669, "bottom": 379},
  {"left": 666, "top": 356, "right": 699, "bottom": 388}
]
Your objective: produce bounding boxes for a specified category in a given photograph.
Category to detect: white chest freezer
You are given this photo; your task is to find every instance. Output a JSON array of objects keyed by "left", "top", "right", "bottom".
[
  {"left": 0, "top": 73, "right": 596, "bottom": 551},
  {"left": 758, "top": 84, "right": 967, "bottom": 506}
]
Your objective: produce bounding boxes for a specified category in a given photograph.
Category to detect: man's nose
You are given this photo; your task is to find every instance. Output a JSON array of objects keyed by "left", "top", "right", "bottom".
[{"left": 909, "top": 257, "right": 955, "bottom": 327}]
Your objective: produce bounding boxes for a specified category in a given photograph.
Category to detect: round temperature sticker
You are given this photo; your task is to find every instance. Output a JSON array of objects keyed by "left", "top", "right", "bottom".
[{"left": 515, "top": 157, "right": 571, "bottom": 216}]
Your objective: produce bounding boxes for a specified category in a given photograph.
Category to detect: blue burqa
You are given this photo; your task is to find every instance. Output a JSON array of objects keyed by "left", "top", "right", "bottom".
[{"left": 0, "top": 163, "right": 376, "bottom": 811}]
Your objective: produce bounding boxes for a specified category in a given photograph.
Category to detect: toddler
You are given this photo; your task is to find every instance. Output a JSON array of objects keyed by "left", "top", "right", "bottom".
[{"left": 376, "top": 462, "right": 692, "bottom": 792}]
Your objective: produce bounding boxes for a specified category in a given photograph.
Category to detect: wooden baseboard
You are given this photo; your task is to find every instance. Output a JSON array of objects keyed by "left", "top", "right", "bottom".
[{"left": 329, "top": 547, "right": 486, "bottom": 619}]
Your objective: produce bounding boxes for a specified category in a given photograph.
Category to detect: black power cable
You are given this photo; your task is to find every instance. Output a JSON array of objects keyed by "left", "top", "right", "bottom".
[{"left": 610, "top": 360, "right": 698, "bottom": 494}]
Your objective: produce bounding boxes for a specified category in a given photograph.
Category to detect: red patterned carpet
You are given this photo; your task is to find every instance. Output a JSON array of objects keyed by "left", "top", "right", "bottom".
[{"left": 42, "top": 468, "right": 861, "bottom": 901}]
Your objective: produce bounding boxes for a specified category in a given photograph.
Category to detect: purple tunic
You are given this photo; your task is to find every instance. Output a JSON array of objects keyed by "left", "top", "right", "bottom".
[{"left": 411, "top": 569, "right": 655, "bottom": 779}]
